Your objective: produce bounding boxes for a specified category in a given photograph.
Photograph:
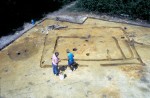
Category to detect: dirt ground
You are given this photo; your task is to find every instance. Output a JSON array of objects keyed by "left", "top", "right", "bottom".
[{"left": 0, "top": 17, "right": 150, "bottom": 98}]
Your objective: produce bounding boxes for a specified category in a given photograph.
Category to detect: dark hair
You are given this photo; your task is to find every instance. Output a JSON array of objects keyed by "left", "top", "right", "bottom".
[{"left": 55, "top": 52, "right": 59, "bottom": 56}]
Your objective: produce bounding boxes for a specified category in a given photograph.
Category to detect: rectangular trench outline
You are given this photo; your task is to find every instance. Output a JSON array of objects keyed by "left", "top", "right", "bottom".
[{"left": 40, "top": 27, "right": 144, "bottom": 68}]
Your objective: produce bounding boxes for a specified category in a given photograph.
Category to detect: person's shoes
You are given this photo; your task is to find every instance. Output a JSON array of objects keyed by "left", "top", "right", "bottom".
[{"left": 56, "top": 73, "right": 59, "bottom": 76}]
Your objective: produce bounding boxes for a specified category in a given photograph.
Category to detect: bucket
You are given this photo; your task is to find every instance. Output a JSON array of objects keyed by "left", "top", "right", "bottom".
[
  {"left": 31, "top": 19, "right": 35, "bottom": 25},
  {"left": 59, "top": 74, "right": 64, "bottom": 80}
]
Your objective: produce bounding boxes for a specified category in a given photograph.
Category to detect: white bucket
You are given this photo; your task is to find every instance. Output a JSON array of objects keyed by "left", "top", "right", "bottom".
[{"left": 59, "top": 74, "right": 64, "bottom": 80}]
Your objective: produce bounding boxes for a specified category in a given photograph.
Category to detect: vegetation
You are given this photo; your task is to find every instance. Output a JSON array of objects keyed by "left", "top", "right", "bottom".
[
  {"left": 59, "top": 0, "right": 76, "bottom": 5},
  {"left": 0, "top": 0, "right": 75, "bottom": 36},
  {"left": 76, "top": 0, "right": 150, "bottom": 21},
  {"left": 1, "top": 0, "right": 149, "bottom": 36}
]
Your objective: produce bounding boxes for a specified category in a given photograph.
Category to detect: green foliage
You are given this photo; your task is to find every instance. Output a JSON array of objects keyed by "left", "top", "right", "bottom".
[
  {"left": 134, "top": 0, "right": 150, "bottom": 20},
  {"left": 76, "top": 0, "right": 150, "bottom": 21},
  {"left": 58, "top": 0, "right": 76, "bottom": 5}
]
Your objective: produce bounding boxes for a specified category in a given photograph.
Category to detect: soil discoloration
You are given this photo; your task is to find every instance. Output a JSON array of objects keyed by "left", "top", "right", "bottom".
[
  {"left": 99, "top": 86, "right": 120, "bottom": 98},
  {"left": 28, "top": 82, "right": 34, "bottom": 85},
  {"left": 119, "top": 65, "right": 143, "bottom": 79},
  {"left": 7, "top": 39, "right": 39, "bottom": 61}
]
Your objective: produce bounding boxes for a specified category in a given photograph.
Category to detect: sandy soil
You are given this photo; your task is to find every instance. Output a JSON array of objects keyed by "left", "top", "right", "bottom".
[
  {"left": 0, "top": 16, "right": 150, "bottom": 98},
  {"left": 0, "top": 2, "right": 150, "bottom": 98}
]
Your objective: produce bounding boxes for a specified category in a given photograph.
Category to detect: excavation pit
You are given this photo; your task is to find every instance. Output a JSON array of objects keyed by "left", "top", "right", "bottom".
[
  {"left": 0, "top": 17, "right": 150, "bottom": 98},
  {"left": 7, "top": 39, "right": 39, "bottom": 61},
  {"left": 41, "top": 27, "right": 141, "bottom": 65}
]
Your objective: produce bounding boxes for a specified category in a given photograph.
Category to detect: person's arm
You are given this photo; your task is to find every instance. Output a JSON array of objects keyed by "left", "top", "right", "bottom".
[
  {"left": 58, "top": 58, "right": 61, "bottom": 62},
  {"left": 54, "top": 59, "right": 57, "bottom": 65},
  {"left": 55, "top": 58, "right": 61, "bottom": 65},
  {"left": 72, "top": 53, "right": 74, "bottom": 57},
  {"left": 67, "top": 54, "right": 69, "bottom": 60}
]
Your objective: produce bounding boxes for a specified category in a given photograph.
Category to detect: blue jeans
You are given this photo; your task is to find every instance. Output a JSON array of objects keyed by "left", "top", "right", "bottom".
[
  {"left": 68, "top": 60, "right": 74, "bottom": 66},
  {"left": 68, "top": 60, "right": 75, "bottom": 70},
  {"left": 52, "top": 63, "right": 59, "bottom": 75}
]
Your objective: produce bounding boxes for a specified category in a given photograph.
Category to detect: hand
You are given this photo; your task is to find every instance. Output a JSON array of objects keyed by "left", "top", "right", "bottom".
[
  {"left": 58, "top": 58, "right": 61, "bottom": 62},
  {"left": 59, "top": 59, "right": 61, "bottom": 62}
]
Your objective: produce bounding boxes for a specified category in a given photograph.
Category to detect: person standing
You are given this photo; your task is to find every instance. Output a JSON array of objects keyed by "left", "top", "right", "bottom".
[
  {"left": 66, "top": 49, "right": 75, "bottom": 71},
  {"left": 52, "top": 52, "right": 61, "bottom": 76}
]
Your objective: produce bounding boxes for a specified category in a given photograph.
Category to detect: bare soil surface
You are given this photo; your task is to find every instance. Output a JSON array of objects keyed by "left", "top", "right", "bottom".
[{"left": 0, "top": 2, "right": 150, "bottom": 98}]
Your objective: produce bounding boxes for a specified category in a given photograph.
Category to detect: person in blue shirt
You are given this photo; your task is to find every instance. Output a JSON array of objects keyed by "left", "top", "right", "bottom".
[{"left": 66, "top": 49, "right": 75, "bottom": 71}]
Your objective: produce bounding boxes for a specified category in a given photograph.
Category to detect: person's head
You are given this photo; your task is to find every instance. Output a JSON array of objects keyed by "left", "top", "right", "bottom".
[
  {"left": 55, "top": 52, "right": 59, "bottom": 57},
  {"left": 66, "top": 49, "right": 70, "bottom": 53}
]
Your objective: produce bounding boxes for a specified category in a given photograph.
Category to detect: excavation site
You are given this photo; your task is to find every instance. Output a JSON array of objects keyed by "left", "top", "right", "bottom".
[{"left": 0, "top": 17, "right": 150, "bottom": 98}]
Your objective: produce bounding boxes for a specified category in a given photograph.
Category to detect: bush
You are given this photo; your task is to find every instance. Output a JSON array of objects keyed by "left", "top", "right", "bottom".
[
  {"left": 76, "top": 0, "right": 150, "bottom": 21},
  {"left": 134, "top": 0, "right": 150, "bottom": 21},
  {"left": 59, "top": 0, "right": 76, "bottom": 5}
]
